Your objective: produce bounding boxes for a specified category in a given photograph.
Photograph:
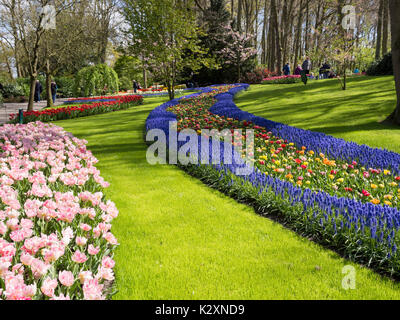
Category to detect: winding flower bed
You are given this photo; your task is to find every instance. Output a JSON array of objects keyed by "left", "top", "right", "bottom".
[
  {"left": 0, "top": 122, "right": 118, "bottom": 300},
  {"left": 9, "top": 95, "right": 143, "bottom": 124},
  {"left": 146, "top": 84, "right": 400, "bottom": 277}
]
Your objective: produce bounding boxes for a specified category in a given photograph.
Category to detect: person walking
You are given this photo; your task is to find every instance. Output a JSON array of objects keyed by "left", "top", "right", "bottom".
[
  {"left": 34, "top": 80, "right": 43, "bottom": 103},
  {"left": 133, "top": 80, "right": 138, "bottom": 93},
  {"left": 51, "top": 81, "right": 58, "bottom": 103},
  {"left": 302, "top": 57, "right": 312, "bottom": 75},
  {"left": 294, "top": 65, "right": 302, "bottom": 75},
  {"left": 322, "top": 62, "right": 331, "bottom": 79},
  {"left": 282, "top": 63, "right": 291, "bottom": 76}
]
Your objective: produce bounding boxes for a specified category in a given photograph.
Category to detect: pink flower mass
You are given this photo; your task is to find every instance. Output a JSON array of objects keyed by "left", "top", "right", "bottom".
[{"left": 0, "top": 122, "right": 119, "bottom": 300}]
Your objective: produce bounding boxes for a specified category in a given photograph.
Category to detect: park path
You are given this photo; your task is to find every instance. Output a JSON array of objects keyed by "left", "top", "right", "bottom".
[{"left": 0, "top": 99, "right": 70, "bottom": 125}]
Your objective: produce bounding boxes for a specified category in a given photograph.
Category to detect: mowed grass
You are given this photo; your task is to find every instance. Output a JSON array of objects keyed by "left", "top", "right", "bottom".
[
  {"left": 236, "top": 76, "right": 400, "bottom": 153},
  {"left": 56, "top": 86, "right": 400, "bottom": 300}
]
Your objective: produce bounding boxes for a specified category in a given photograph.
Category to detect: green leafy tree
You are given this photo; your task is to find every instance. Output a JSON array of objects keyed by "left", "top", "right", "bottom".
[
  {"left": 113, "top": 55, "right": 144, "bottom": 84},
  {"left": 74, "top": 64, "right": 119, "bottom": 97},
  {"left": 121, "top": 0, "right": 213, "bottom": 100}
]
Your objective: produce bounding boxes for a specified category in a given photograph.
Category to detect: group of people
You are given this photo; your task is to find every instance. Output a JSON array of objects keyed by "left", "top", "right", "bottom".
[
  {"left": 34, "top": 80, "right": 58, "bottom": 103},
  {"left": 132, "top": 80, "right": 142, "bottom": 93},
  {"left": 0, "top": 80, "right": 57, "bottom": 103},
  {"left": 282, "top": 57, "right": 336, "bottom": 79}
]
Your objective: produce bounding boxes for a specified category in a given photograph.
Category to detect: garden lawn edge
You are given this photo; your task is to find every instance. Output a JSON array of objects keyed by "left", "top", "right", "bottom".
[{"left": 145, "top": 84, "right": 400, "bottom": 280}]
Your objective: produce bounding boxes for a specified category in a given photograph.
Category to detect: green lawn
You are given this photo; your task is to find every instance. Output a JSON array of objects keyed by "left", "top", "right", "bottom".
[
  {"left": 236, "top": 76, "right": 400, "bottom": 153},
  {"left": 56, "top": 79, "right": 400, "bottom": 300}
]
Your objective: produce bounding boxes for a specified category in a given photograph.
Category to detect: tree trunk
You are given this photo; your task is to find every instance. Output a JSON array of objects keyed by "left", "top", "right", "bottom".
[
  {"left": 343, "top": 72, "right": 347, "bottom": 90},
  {"left": 271, "top": 0, "right": 282, "bottom": 75},
  {"left": 389, "top": 0, "right": 400, "bottom": 124},
  {"left": 294, "top": 0, "right": 303, "bottom": 71},
  {"left": 261, "top": 0, "right": 268, "bottom": 65},
  {"left": 376, "top": 0, "right": 384, "bottom": 60},
  {"left": 28, "top": 76, "right": 36, "bottom": 111},
  {"left": 305, "top": 0, "right": 309, "bottom": 53},
  {"left": 267, "top": 2, "right": 275, "bottom": 71},
  {"left": 237, "top": 0, "right": 243, "bottom": 32},
  {"left": 143, "top": 67, "right": 148, "bottom": 89},
  {"left": 46, "top": 72, "right": 53, "bottom": 108},
  {"left": 382, "top": 0, "right": 389, "bottom": 55}
]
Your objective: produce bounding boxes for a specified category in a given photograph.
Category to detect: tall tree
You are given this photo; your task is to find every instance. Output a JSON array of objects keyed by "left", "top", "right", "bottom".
[
  {"left": 382, "top": 0, "right": 389, "bottom": 55},
  {"left": 122, "top": 0, "right": 212, "bottom": 100},
  {"left": 376, "top": 0, "right": 384, "bottom": 59},
  {"left": 0, "top": 0, "right": 77, "bottom": 110},
  {"left": 388, "top": 0, "right": 400, "bottom": 124},
  {"left": 270, "top": 0, "right": 282, "bottom": 74}
]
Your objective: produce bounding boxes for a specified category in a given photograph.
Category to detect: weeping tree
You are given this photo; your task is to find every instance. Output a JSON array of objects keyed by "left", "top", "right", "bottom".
[{"left": 73, "top": 64, "right": 119, "bottom": 97}]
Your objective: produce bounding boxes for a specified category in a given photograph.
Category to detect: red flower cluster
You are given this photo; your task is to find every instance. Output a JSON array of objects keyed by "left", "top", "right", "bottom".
[{"left": 10, "top": 95, "right": 143, "bottom": 124}]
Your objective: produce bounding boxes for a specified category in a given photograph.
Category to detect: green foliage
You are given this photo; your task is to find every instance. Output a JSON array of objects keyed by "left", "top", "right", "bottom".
[
  {"left": 118, "top": 76, "right": 132, "bottom": 92},
  {"left": 114, "top": 55, "right": 143, "bottom": 82},
  {"left": 353, "top": 46, "right": 375, "bottom": 72},
  {"left": 122, "top": 0, "right": 213, "bottom": 99},
  {"left": 54, "top": 76, "right": 75, "bottom": 98},
  {"left": 74, "top": 64, "right": 119, "bottom": 97},
  {"left": 366, "top": 53, "right": 393, "bottom": 76},
  {"left": 16, "top": 76, "right": 46, "bottom": 97},
  {"left": 0, "top": 83, "right": 26, "bottom": 98}
]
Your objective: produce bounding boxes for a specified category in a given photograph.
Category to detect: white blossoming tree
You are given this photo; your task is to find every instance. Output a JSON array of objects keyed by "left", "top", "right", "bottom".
[{"left": 217, "top": 25, "right": 257, "bottom": 83}]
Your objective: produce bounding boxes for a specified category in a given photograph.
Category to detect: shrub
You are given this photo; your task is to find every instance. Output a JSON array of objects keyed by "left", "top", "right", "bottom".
[
  {"left": 16, "top": 76, "right": 46, "bottom": 97},
  {"left": 0, "top": 83, "right": 25, "bottom": 99},
  {"left": 366, "top": 52, "right": 393, "bottom": 76},
  {"left": 241, "top": 67, "right": 270, "bottom": 84},
  {"left": 74, "top": 64, "right": 119, "bottom": 97},
  {"left": 118, "top": 76, "right": 132, "bottom": 92},
  {"left": 55, "top": 76, "right": 75, "bottom": 98}
]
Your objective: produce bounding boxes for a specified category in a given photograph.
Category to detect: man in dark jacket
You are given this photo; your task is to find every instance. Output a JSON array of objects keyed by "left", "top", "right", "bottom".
[
  {"left": 302, "top": 57, "right": 312, "bottom": 75},
  {"left": 282, "top": 63, "right": 291, "bottom": 76},
  {"left": 34, "top": 80, "right": 43, "bottom": 103},
  {"left": 133, "top": 80, "right": 138, "bottom": 93},
  {"left": 322, "top": 62, "right": 331, "bottom": 79},
  {"left": 51, "top": 81, "right": 58, "bottom": 103}
]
